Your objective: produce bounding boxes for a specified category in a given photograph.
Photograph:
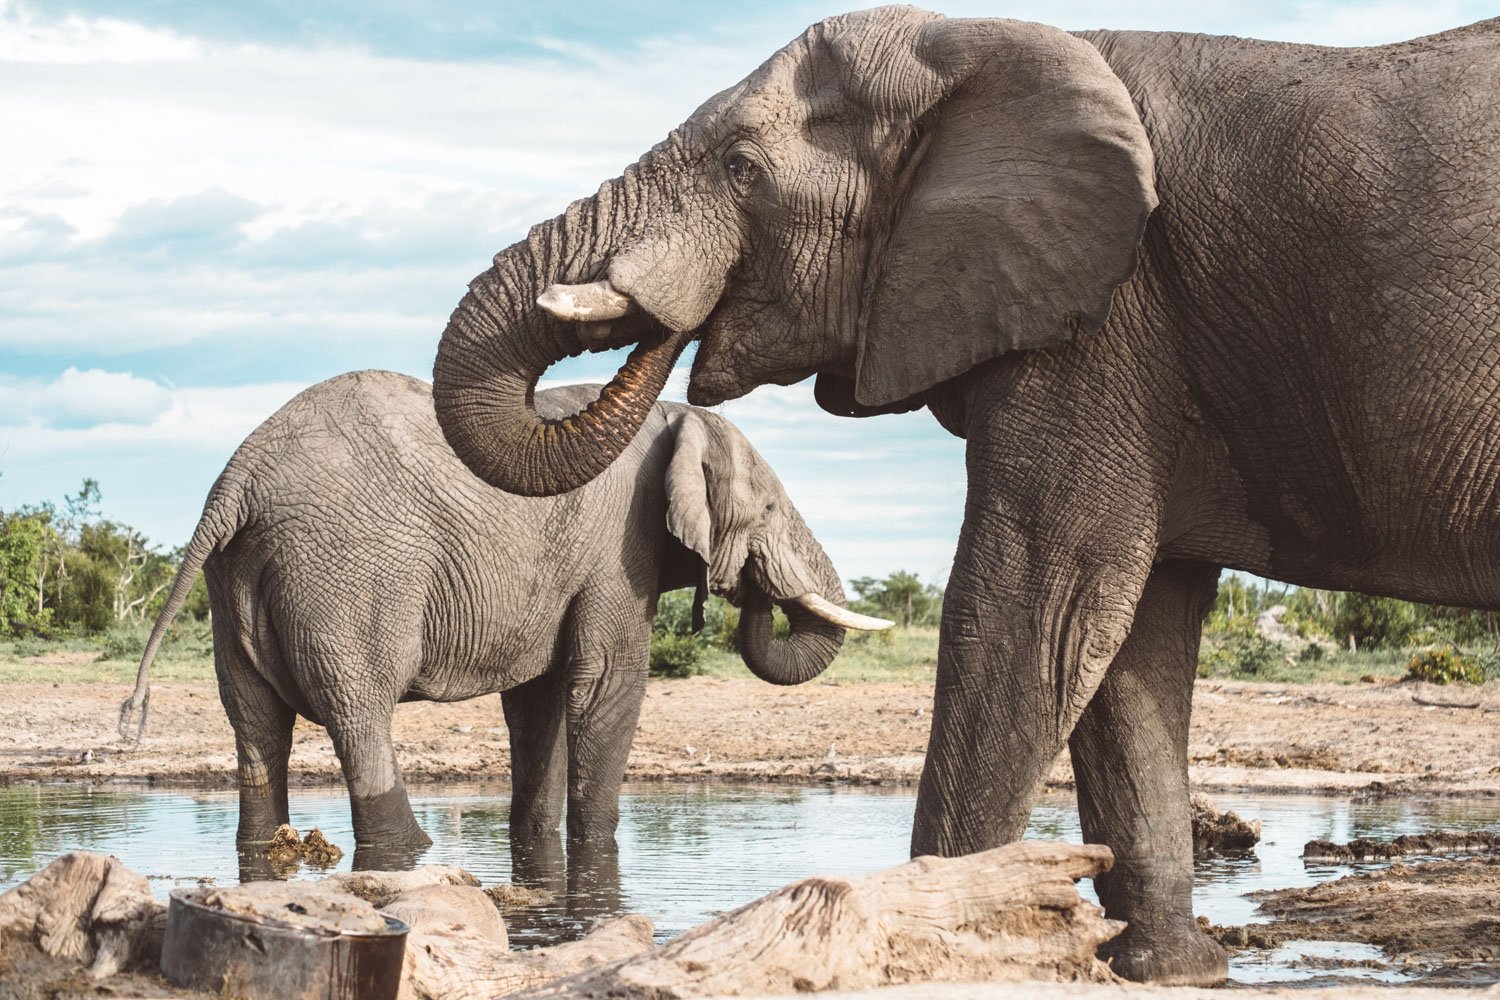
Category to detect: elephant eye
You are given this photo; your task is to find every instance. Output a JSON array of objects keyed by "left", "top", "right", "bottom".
[{"left": 725, "top": 152, "right": 761, "bottom": 194}]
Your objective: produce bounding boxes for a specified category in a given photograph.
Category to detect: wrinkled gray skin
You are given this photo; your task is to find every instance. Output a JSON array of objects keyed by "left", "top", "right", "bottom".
[
  {"left": 430, "top": 6, "right": 1500, "bottom": 984},
  {"left": 121, "top": 372, "right": 852, "bottom": 864}
]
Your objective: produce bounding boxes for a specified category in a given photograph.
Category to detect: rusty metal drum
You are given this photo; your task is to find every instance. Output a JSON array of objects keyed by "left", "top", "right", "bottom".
[{"left": 160, "top": 887, "right": 409, "bottom": 1000}]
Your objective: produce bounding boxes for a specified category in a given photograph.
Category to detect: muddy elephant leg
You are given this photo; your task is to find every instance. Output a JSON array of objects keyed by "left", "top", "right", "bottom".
[
  {"left": 214, "top": 641, "right": 294, "bottom": 847},
  {"left": 503, "top": 670, "right": 569, "bottom": 840},
  {"left": 911, "top": 374, "right": 1169, "bottom": 860},
  {"left": 325, "top": 706, "right": 431, "bottom": 853},
  {"left": 1070, "top": 560, "right": 1227, "bottom": 985},
  {"left": 564, "top": 615, "right": 650, "bottom": 844}
]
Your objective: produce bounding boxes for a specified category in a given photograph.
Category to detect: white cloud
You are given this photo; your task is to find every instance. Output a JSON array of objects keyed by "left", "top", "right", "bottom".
[
  {"left": 0, "top": 367, "right": 171, "bottom": 428},
  {"left": 0, "top": 378, "right": 303, "bottom": 457},
  {"left": 0, "top": 3, "right": 200, "bottom": 64}
]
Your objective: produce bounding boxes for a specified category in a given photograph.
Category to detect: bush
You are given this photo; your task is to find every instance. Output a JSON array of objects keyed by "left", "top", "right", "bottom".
[
  {"left": 1405, "top": 645, "right": 1485, "bottom": 685},
  {"left": 97, "top": 628, "right": 146, "bottom": 662},
  {"left": 649, "top": 632, "right": 703, "bottom": 678},
  {"left": 1333, "top": 593, "right": 1419, "bottom": 651},
  {"left": 1199, "top": 633, "right": 1285, "bottom": 678}
]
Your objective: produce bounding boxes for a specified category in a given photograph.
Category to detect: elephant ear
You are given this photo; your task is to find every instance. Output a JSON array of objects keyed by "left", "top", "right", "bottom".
[
  {"left": 665, "top": 412, "right": 713, "bottom": 565},
  {"left": 664, "top": 412, "right": 713, "bottom": 629},
  {"left": 854, "top": 17, "right": 1157, "bottom": 408}
]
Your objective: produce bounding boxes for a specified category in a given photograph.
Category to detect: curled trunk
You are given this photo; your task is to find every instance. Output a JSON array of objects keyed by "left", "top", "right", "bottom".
[
  {"left": 735, "top": 585, "right": 846, "bottom": 686},
  {"left": 432, "top": 174, "right": 686, "bottom": 497}
]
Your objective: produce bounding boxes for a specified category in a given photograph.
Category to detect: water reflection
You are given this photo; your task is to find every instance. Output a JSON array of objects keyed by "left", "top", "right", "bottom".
[{"left": 3, "top": 782, "right": 1499, "bottom": 976}]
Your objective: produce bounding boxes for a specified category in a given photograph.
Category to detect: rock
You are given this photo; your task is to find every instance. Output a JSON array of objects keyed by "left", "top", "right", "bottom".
[{"left": 1190, "top": 793, "right": 1262, "bottom": 855}]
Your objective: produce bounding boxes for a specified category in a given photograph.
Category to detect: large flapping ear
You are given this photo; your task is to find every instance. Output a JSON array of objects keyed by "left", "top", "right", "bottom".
[
  {"left": 853, "top": 16, "right": 1157, "bottom": 407},
  {"left": 664, "top": 412, "right": 712, "bottom": 629},
  {"left": 665, "top": 412, "right": 712, "bottom": 566}
]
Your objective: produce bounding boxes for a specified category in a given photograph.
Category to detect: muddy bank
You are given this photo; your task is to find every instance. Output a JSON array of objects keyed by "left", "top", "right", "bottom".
[
  {"left": 1207, "top": 856, "right": 1500, "bottom": 984},
  {"left": 1, "top": 677, "right": 1497, "bottom": 796},
  {"left": 1305, "top": 829, "right": 1500, "bottom": 861}
]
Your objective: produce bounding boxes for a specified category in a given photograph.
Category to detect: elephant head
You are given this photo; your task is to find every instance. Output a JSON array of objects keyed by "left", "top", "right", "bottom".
[
  {"left": 663, "top": 407, "right": 889, "bottom": 685},
  {"left": 432, "top": 5, "right": 1155, "bottom": 495}
]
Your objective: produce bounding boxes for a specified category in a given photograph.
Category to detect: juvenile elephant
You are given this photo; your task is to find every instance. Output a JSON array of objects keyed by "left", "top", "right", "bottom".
[
  {"left": 121, "top": 371, "right": 886, "bottom": 858},
  {"left": 429, "top": 7, "right": 1500, "bottom": 984}
]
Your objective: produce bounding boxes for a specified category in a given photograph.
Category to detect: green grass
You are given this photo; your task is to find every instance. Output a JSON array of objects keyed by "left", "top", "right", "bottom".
[
  {"left": 1196, "top": 641, "right": 1437, "bottom": 685},
  {"left": 696, "top": 626, "right": 940, "bottom": 684},
  {"left": 0, "top": 620, "right": 1482, "bottom": 688},
  {"left": 0, "top": 622, "right": 215, "bottom": 684}
]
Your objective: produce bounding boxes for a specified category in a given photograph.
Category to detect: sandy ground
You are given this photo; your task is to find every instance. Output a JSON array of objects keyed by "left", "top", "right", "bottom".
[{"left": 1, "top": 675, "right": 1497, "bottom": 796}]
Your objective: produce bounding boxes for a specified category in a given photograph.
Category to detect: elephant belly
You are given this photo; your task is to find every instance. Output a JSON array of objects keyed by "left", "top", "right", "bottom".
[{"left": 401, "top": 622, "right": 562, "bottom": 703}]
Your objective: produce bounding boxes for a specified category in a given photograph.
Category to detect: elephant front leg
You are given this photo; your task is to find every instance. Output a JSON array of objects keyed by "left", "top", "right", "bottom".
[
  {"left": 912, "top": 386, "right": 1168, "bottom": 860},
  {"left": 1070, "top": 560, "right": 1226, "bottom": 985},
  {"left": 502, "top": 670, "right": 570, "bottom": 841}
]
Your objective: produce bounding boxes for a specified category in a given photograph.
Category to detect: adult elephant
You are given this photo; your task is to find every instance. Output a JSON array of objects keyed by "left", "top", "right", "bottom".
[
  {"left": 121, "top": 373, "right": 885, "bottom": 866},
  {"left": 432, "top": 7, "right": 1500, "bottom": 984}
]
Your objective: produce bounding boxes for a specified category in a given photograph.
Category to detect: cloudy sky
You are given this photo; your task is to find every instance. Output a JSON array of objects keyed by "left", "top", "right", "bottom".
[{"left": 2, "top": 0, "right": 1492, "bottom": 585}]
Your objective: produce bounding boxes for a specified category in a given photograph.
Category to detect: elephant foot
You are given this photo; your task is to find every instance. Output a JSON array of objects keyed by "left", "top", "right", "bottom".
[
  {"left": 350, "top": 787, "right": 432, "bottom": 852},
  {"left": 1100, "top": 921, "right": 1228, "bottom": 985}
]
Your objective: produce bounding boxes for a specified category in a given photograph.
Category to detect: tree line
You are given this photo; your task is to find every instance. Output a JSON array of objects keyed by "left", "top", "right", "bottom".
[
  {"left": 3, "top": 481, "right": 1495, "bottom": 671},
  {"left": 0, "top": 479, "right": 206, "bottom": 638}
]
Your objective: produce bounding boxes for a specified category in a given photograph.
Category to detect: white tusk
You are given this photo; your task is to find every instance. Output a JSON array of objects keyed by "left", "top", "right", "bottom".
[
  {"left": 793, "top": 593, "right": 894, "bottom": 631},
  {"left": 537, "top": 279, "right": 637, "bottom": 322}
]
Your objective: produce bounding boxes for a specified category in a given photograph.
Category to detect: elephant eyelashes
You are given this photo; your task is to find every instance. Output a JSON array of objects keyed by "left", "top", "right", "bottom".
[{"left": 725, "top": 153, "right": 762, "bottom": 195}]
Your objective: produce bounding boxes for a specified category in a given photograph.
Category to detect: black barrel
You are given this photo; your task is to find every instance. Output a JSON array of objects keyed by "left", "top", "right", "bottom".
[{"left": 160, "top": 888, "right": 409, "bottom": 1000}]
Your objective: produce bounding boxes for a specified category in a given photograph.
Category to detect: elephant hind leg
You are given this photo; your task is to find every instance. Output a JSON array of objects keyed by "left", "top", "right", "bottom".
[
  {"left": 503, "top": 669, "right": 569, "bottom": 841},
  {"left": 213, "top": 615, "right": 294, "bottom": 848},
  {"left": 1069, "top": 560, "right": 1227, "bottom": 986}
]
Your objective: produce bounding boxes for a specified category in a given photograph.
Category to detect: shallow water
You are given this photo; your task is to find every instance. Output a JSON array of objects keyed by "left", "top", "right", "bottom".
[{"left": 3, "top": 781, "right": 1498, "bottom": 984}]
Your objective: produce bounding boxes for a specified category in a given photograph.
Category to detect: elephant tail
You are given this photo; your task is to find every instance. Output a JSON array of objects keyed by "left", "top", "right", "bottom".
[{"left": 118, "top": 473, "right": 249, "bottom": 743}]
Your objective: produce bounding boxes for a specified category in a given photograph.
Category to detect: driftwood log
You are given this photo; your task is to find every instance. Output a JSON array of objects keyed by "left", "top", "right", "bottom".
[
  {"left": 516, "top": 840, "right": 1123, "bottom": 998},
  {"left": 0, "top": 851, "right": 163, "bottom": 979}
]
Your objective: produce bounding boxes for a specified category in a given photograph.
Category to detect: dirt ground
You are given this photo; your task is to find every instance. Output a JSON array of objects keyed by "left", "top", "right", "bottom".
[{"left": 0, "top": 675, "right": 1497, "bottom": 796}]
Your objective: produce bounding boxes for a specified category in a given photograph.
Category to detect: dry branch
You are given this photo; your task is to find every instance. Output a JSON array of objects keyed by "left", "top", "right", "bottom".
[{"left": 517, "top": 840, "right": 1122, "bottom": 998}]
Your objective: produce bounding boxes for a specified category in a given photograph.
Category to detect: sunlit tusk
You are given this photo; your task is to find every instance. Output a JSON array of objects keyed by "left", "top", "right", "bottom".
[
  {"left": 793, "top": 593, "right": 894, "bottom": 631},
  {"left": 537, "top": 279, "right": 637, "bottom": 322}
]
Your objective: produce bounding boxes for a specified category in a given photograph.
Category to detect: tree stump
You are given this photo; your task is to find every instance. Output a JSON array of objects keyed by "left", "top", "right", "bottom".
[{"left": 516, "top": 840, "right": 1122, "bottom": 998}]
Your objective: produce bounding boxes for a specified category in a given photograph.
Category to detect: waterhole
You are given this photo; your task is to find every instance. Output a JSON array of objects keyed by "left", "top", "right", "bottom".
[{"left": 3, "top": 782, "right": 1497, "bottom": 985}]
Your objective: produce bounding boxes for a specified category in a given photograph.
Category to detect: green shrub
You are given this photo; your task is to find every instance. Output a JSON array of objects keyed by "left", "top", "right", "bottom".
[
  {"left": 1405, "top": 645, "right": 1484, "bottom": 685},
  {"left": 1298, "top": 642, "right": 1325, "bottom": 662},
  {"left": 97, "top": 628, "right": 146, "bottom": 662},
  {"left": 649, "top": 632, "right": 703, "bottom": 678},
  {"left": 1333, "top": 593, "right": 1419, "bottom": 651},
  {"left": 1199, "top": 633, "right": 1284, "bottom": 678}
]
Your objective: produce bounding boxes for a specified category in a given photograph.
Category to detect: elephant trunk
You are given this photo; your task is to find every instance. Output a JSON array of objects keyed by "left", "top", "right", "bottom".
[
  {"left": 735, "top": 513, "right": 864, "bottom": 685},
  {"left": 736, "top": 584, "right": 846, "bottom": 686},
  {"left": 432, "top": 171, "right": 689, "bottom": 497}
]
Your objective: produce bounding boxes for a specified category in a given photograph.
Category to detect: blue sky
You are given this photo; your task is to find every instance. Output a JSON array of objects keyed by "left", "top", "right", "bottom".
[{"left": 2, "top": 0, "right": 1494, "bottom": 584}]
